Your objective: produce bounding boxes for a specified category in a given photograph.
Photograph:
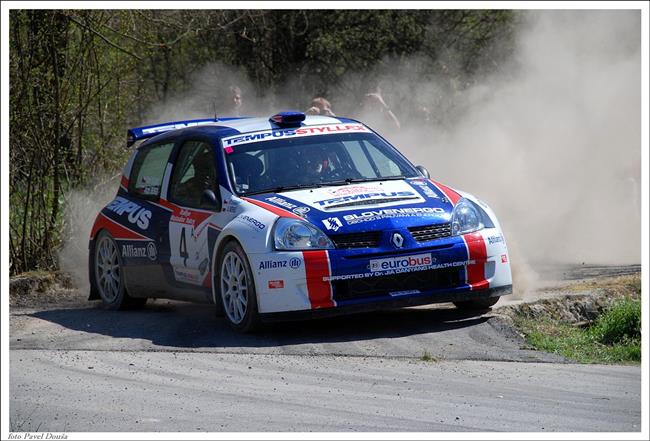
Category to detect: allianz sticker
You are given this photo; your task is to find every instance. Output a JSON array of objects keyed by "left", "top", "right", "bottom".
[
  {"left": 266, "top": 196, "right": 297, "bottom": 210},
  {"left": 122, "top": 243, "right": 156, "bottom": 259},
  {"left": 487, "top": 234, "right": 504, "bottom": 245},
  {"left": 259, "top": 257, "right": 302, "bottom": 270}
]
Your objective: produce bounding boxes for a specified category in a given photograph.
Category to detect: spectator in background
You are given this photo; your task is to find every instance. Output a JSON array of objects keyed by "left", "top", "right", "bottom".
[
  {"left": 362, "top": 85, "right": 401, "bottom": 130},
  {"left": 305, "top": 97, "right": 336, "bottom": 117},
  {"left": 420, "top": 105, "right": 432, "bottom": 124},
  {"left": 228, "top": 85, "right": 243, "bottom": 116}
]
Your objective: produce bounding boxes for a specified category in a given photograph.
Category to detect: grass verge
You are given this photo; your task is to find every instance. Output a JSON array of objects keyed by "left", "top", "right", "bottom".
[{"left": 513, "top": 297, "right": 641, "bottom": 364}]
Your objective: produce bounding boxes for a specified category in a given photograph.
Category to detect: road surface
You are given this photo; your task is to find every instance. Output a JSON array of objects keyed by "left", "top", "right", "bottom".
[{"left": 9, "top": 293, "right": 641, "bottom": 432}]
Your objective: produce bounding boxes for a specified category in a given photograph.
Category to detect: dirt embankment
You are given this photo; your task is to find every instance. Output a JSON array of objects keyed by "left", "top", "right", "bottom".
[
  {"left": 495, "top": 274, "right": 641, "bottom": 326},
  {"left": 9, "top": 271, "right": 84, "bottom": 307}
]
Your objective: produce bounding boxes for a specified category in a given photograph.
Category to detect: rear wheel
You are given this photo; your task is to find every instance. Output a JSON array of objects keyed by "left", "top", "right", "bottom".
[
  {"left": 453, "top": 296, "right": 499, "bottom": 311},
  {"left": 94, "top": 231, "right": 147, "bottom": 310},
  {"left": 218, "top": 241, "right": 259, "bottom": 333}
]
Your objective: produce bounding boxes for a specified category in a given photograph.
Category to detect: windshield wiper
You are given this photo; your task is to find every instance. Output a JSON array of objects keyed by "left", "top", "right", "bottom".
[
  {"left": 243, "top": 183, "right": 327, "bottom": 196},
  {"left": 327, "top": 176, "right": 407, "bottom": 185}
]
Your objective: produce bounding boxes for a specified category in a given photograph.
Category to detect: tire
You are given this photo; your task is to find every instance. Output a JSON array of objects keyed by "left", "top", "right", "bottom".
[
  {"left": 453, "top": 296, "right": 500, "bottom": 311},
  {"left": 217, "top": 241, "right": 259, "bottom": 333},
  {"left": 93, "top": 231, "right": 147, "bottom": 310}
]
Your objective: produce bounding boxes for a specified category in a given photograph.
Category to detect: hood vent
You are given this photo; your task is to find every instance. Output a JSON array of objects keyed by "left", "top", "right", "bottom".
[{"left": 324, "top": 196, "right": 419, "bottom": 210}]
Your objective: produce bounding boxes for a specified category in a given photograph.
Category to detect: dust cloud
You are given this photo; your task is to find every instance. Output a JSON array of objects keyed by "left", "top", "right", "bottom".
[
  {"left": 145, "top": 64, "right": 282, "bottom": 124},
  {"left": 58, "top": 11, "right": 641, "bottom": 295},
  {"left": 58, "top": 174, "right": 121, "bottom": 292},
  {"left": 374, "top": 11, "right": 641, "bottom": 293}
]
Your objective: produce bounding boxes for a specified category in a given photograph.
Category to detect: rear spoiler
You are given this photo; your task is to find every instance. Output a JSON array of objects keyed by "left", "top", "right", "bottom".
[{"left": 126, "top": 117, "right": 244, "bottom": 147}]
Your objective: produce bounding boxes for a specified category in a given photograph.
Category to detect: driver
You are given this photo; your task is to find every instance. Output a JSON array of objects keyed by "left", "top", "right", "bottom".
[
  {"left": 302, "top": 147, "right": 332, "bottom": 180},
  {"left": 180, "top": 149, "right": 216, "bottom": 206}
]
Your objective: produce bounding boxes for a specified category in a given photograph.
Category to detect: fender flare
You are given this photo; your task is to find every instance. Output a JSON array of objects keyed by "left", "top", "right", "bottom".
[{"left": 209, "top": 212, "right": 278, "bottom": 304}]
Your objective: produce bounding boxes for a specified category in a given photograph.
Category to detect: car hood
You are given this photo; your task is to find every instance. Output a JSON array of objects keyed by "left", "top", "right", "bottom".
[{"left": 244, "top": 178, "right": 454, "bottom": 234}]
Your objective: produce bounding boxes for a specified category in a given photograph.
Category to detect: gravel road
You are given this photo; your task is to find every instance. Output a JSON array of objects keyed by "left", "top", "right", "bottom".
[{"left": 8, "top": 265, "right": 642, "bottom": 432}]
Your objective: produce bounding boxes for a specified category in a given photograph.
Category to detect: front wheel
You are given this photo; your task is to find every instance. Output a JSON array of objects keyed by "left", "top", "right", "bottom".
[
  {"left": 453, "top": 296, "right": 499, "bottom": 311},
  {"left": 218, "top": 241, "right": 259, "bottom": 333},
  {"left": 93, "top": 231, "right": 147, "bottom": 310}
]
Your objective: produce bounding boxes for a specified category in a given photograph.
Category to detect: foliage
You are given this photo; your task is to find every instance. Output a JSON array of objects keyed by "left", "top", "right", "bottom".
[
  {"left": 589, "top": 298, "right": 641, "bottom": 345},
  {"left": 9, "top": 9, "right": 517, "bottom": 274}
]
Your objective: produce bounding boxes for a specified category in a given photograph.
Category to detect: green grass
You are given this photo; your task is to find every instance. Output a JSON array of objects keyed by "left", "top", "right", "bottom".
[
  {"left": 590, "top": 298, "right": 641, "bottom": 344},
  {"left": 420, "top": 350, "right": 437, "bottom": 362},
  {"left": 514, "top": 297, "right": 641, "bottom": 364}
]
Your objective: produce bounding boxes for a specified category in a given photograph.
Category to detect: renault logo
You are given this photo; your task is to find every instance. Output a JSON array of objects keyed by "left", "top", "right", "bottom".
[{"left": 391, "top": 232, "right": 404, "bottom": 248}]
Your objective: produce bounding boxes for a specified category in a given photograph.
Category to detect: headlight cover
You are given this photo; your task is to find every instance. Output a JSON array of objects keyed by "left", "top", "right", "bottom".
[
  {"left": 274, "top": 218, "right": 335, "bottom": 250},
  {"left": 451, "top": 198, "right": 484, "bottom": 236}
]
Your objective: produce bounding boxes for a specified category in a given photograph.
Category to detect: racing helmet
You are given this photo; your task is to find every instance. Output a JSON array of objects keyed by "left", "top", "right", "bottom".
[
  {"left": 192, "top": 148, "right": 215, "bottom": 186},
  {"left": 303, "top": 147, "right": 330, "bottom": 175}
]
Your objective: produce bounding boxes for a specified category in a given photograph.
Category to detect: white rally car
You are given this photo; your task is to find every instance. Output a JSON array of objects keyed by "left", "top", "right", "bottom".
[{"left": 89, "top": 112, "right": 512, "bottom": 332}]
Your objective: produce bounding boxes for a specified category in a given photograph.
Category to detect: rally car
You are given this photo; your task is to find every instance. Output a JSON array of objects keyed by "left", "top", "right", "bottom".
[{"left": 89, "top": 111, "right": 512, "bottom": 332}]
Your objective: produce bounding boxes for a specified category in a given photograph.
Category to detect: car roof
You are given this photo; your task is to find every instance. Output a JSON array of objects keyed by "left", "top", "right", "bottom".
[{"left": 138, "top": 115, "right": 362, "bottom": 149}]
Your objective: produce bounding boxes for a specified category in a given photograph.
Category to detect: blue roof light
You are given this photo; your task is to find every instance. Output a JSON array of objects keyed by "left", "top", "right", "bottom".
[{"left": 269, "top": 111, "right": 306, "bottom": 127}]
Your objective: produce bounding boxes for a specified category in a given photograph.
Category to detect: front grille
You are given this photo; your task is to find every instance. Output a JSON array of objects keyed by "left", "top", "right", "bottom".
[
  {"left": 330, "top": 231, "right": 381, "bottom": 249},
  {"left": 333, "top": 267, "right": 462, "bottom": 301},
  {"left": 408, "top": 222, "right": 452, "bottom": 242}
]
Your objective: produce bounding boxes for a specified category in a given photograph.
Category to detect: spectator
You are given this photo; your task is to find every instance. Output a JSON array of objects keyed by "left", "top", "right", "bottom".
[
  {"left": 305, "top": 97, "right": 336, "bottom": 116},
  {"left": 362, "top": 85, "right": 401, "bottom": 130},
  {"left": 420, "top": 105, "right": 432, "bottom": 123},
  {"left": 228, "top": 85, "right": 243, "bottom": 116}
]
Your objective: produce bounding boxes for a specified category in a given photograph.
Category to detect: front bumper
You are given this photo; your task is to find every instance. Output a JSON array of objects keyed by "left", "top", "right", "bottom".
[
  {"left": 249, "top": 228, "right": 512, "bottom": 314},
  {"left": 259, "top": 284, "right": 512, "bottom": 322}
]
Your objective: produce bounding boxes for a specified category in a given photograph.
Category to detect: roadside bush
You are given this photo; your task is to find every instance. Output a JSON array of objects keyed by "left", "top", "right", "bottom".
[{"left": 589, "top": 298, "right": 641, "bottom": 345}]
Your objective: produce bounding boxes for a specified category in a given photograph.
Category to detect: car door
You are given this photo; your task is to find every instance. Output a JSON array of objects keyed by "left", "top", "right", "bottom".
[
  {"left": 120, "top": 140, "right": 175, "bottom": 297},
  {"left": 164, "top": 138, "right": 223, "bottom": 296}
]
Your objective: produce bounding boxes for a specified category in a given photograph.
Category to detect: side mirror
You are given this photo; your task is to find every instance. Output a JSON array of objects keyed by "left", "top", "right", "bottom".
[
  {"left": 416, "top": 165, "right": 430, "bottom": 179},
  {"left": 201, "top": 189, "right": 221, "bottom": 211}
]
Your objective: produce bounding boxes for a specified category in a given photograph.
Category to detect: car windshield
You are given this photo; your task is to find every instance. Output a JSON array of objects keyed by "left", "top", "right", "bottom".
[{"left": 224, "top": 132, "right": 419, "bottom": 195}]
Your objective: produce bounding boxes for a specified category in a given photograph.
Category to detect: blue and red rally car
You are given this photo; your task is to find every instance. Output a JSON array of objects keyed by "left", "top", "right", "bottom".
[{"left": 89, "top": 112, "right": 512, "bottom": 332}]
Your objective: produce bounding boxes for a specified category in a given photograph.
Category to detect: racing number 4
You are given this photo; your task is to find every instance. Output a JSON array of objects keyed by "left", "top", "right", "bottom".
[{"left": 179, "top": 227, "right": 189, "bottom": 266}]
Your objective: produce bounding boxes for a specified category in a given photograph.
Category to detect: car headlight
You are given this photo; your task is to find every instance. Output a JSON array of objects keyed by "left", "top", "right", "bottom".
[
  {"left": 273, "top": 218, "right": 335, "bottom": 250},
  {"left": 451, "top": 198, "right": 484, "bottom": 236}
]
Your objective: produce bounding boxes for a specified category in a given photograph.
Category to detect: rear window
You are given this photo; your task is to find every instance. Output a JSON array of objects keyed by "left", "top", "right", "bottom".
[{"left": 128, "top": 142, "right": 174, "bottom": 199}]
